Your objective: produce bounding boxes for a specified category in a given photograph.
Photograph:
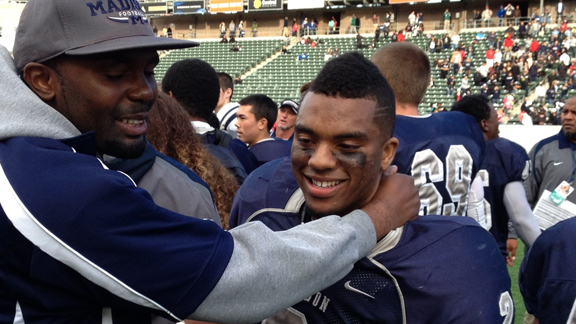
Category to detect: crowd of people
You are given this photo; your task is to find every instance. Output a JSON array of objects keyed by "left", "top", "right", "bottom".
[
  {"left": 2, "top": 0, "right": 576, "bottom": 323},
  {"left": 426, "top": 17, "right": 576, "bottom": 125}
]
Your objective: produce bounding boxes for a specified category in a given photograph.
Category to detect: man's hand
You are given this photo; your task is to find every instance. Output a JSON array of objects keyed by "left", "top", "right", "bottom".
[
  {"left": 506, "top": 238, "right": 518, "bottom": 267},
  {"left": 361, "top": 166, "right": 420, "bottom": 240}
]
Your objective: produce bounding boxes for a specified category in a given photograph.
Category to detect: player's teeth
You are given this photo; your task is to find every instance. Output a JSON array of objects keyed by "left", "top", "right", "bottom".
[
  {"left": 312, "top": 179, "right": 341, "bottom": 188},
  {"left": 121, "top": 119, "right": 142, "bottom": 125}
]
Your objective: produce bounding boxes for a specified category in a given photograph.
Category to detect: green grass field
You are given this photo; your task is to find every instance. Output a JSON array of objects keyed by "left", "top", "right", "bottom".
[{"left": 509, "top": 240, "right": 527, "bottom": 324}]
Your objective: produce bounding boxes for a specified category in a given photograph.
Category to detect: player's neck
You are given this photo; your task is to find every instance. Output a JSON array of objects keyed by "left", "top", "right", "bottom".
[{"left": 395, "top": 102, "right": 420, "bottom": 116}]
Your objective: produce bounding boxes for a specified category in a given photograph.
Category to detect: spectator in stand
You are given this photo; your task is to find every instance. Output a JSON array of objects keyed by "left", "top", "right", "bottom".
[
  {"left": 452, "top": 33, "right": 460, "bottom": 50},
  {"left": 559, "top": 48, "right": 571, "bottom": 67},
  {"left": 229, "top": 20, "right": 236, "bottom": 38},
  {"left": 482, "top": 6, "right": 493, "bottom": 27},
  {"left": 529, "top": 37, "right": 540, "bottom": 55},
  {"left": 535, "top": 82, "right": 547, "bottom": 105},
  {"left": 492, "top": 86, "right": 501, "bottom": 104},
  {"left": 497, "top": 5, "right": 506, "bottom": 26},
  {"left": 530, "top": 19, "right": 540, "bottom": 38},
  {"left": 219, "top": 21, "right": 226, "bottom": 38},
  {"left": 556, "top": 0, "right": 565, "bottom": 23},
  {"left": 252, "top": 19, "right": 258, "bottom": 37},
  {"left": 494, "top": 49, "right": 503, "bottom": 65},
  {"left": 460, "top": 75, "right": 470, "bottom": 92},
  {"left": 476, "top": 30, "right": 486, "bottom": 41},
  {"left": 443, "top": 33, "right": 451, "bottom": 50},
  {"left": 235, "top": 94, "right": 292, "bottom": 166},
  {"left": 443, "top": 9, "right": 451, "bottom": 31},
  {"left": 451, "top": 48, "right": 462, "bottom": 74},
  {"left": 440, "top": 58, "right": 450, "bottom": 78},
  {"left": 519, "top": 21, "right": 527, "bottom": 39},
  {"left": 297, "top": 52, "right": 309, "bottom": 61},
  {"left": 324, "top": 47, "right": 332, "bottom": 61},
  {"left": 408, "top": 11, "right": 416, "bottom": 28},
  {"left": 486, "top": 46, "right": 496, "bottom": 67},
  {"left": 292, "top": 18, "right": 299, "bottom": 37},
  {"left": 429, "top": 35, "right": 436, "bottom": 53},
  {"left": 372, "top": 14, "right": 379, "bottom": 29},
  {"left": 504, "top": 3, "right": 514, "bottom": 25},
  {"left": 238, "top": 20, "right": 245, "bottom": 37},
  {"left": 301, "top": 17, "right": 309, "bottom": 36},
  {"left": 398, "top": 31, "right": 405, "bottom": 42},
  {"left": 503, "top": 34, "right": 514, "bottom": 51},
  {"left": 514, "top": 5, "right": 522, "bottom": 26},
  {"left": 447, "top": 80, "right": 455, "bottom": 96},
  {"left": 434, "top": 37, "right": 442, "bottom": 51}
]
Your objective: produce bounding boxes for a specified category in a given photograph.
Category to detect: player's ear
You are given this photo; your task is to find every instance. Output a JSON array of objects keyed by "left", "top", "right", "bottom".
[
  {"left": 381, "top": 137, "right": 399, "bottom": 170},
  {"left": 480, "top": 118, "right": 490, "bottom": 133},
  {"left": 22, "top": 62, "right": 59, "bottom": 102}
]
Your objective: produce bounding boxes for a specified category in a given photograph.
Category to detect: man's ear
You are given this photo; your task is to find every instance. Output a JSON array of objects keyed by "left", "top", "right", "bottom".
[
  {"left": 480, "top": 118, "right": 490, "bottom": 133},
  {"left": 381, "top": 137, "right": 399, "bottom": 171},
  {"left": 258, "top": 118, "right": 268, "bottom": 131},
  {"left": 224, "top": 87, "right": 233, "bottom": 101},
  {"left": 22, "top": 63, "right": 59, "bottom": 102}
]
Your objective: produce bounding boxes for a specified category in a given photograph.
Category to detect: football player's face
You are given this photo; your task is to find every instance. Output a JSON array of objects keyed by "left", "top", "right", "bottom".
[
  {"left": 291, "top": 92, "right": 397, "bottom": 218},
  {"left": 486, "top": 103, "right": 500, "bottom": 140}
]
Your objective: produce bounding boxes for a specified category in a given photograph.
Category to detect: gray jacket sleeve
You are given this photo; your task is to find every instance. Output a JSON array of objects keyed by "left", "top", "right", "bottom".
[
  {"left": 504, "top": 181, "right": 542, "bottom": 247},
  {"left": 523, "top": 145, "right": 540, "bottom": 209},
  {"left": 189, "top": 210, "right": 376, "bottom": 323}
]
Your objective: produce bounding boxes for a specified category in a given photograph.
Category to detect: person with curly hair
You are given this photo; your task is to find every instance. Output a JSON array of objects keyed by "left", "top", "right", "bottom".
[{"left": 147, "top": 92, "right": 239, "bottom": 230}]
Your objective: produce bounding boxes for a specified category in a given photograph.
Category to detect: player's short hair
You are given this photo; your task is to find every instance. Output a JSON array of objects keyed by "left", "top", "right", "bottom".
[
  {"left": 371, "top": 42, "right": 430, "bottom": 106},
  {"left": 450, "top": 94, "right": 492, "bottom": 122},
  {"left": 161, "top": 59, "right": 220, "bottom": 121},
  {"left": 218, "top": 72, "right": 234, "bottom": 99},
  {"left": 308, "top": 52, "right": 395, "bottom": 139},
  {"left": 238, "top": 94, "right": 278, "bottom": 132}
]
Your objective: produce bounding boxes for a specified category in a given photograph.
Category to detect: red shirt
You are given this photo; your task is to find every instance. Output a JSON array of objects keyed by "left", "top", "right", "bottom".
[
  {"left": 529, "top": 40, "right": 540, "bottom": 53},
  {"left": 486, "top": 49, "right": 495, "bottom": 59},
  {"left": 504, "top": 36, "right": 513, "bottom": 48},
  {"left": 398, "top": 32, "right": 405, "bottom": 42}
]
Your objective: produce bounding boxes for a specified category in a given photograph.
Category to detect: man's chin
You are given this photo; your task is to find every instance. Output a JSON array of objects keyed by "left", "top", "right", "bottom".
[
  {"left": 100, "top": 138, "right": 147, "bottom": 159},
  {"left": 563, "top": 128, "right": 576, "bottom": 142}
]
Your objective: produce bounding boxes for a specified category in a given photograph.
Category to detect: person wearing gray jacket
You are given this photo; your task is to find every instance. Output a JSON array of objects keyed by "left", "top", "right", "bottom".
[
  {"left": 0, "top": 0, "right": 418, "bottom": 323},
  {"left": 524, "top": 95, "right": 576, "bottom": 211}
]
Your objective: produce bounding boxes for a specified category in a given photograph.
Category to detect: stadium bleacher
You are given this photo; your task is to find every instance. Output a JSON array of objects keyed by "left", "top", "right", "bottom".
[{"left": 155, "top": 26, "right": 564, "bottom": 118}]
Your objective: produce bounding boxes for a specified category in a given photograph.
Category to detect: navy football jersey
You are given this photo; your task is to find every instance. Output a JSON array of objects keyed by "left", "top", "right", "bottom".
[
  {"left": 249, "top": 138, "right": 292, "bottom": 167},
  {"left": 478, "top": 138, "right": 530, "bottom": 256},
  {"left": 520, "top": 217, "right": 576, "bottom": 323},
  {"left": 230, "top": 158, "right": 513, "bottom": 324},
  {"left": 393, "top": 112, "right": 485, "bottom": 216}
]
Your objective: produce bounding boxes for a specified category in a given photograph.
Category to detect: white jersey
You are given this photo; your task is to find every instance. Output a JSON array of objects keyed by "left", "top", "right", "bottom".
[{"left": 216, "top": 102, "right": 239, "bottom": 136}]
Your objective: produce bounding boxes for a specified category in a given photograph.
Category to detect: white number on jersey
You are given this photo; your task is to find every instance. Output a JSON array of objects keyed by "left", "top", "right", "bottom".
[
  {"left": 411, "top": 145, "right": 473, "bottom": 216},
  {"left": 477, "top": 169, "right": 492, "bottom": 230},
  {"left": 567, "top": 298, "right": 576, "bottom": 324},
  {"left": 499, "top": 291, "right": 514, "bottom": 324}
]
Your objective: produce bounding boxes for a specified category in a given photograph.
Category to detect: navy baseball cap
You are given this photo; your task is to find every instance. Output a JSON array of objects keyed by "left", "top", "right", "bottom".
[
  {"left": 279, "top": 99, "right": 299, "bottom": 114},
  {"left": 13, "top": 0, "right": 198, "bottom": 72}
]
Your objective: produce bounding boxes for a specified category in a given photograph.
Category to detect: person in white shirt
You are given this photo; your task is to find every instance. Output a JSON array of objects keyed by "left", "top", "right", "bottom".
[{"left": 215, "top": 73, "right": 240, "bottom": 137}]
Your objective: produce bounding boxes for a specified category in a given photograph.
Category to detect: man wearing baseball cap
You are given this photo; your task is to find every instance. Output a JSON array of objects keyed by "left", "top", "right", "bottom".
[
  {"left": 0, "top": 0, "right": 419, "bottom": 323},
  {"left": 272, "top": 99, "right": 299, "bottom": 141}
]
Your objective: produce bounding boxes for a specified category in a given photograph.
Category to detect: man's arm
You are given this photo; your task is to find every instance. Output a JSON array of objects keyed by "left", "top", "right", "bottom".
[
  {"left": 190, "top": 173, "right": 419, "bottom": 323},
  {"left": 523, "top": 145, "right": 540, "bottom": 208},
  {"left": 503, "top": 181, "right": 542, "bottom": 247}
]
